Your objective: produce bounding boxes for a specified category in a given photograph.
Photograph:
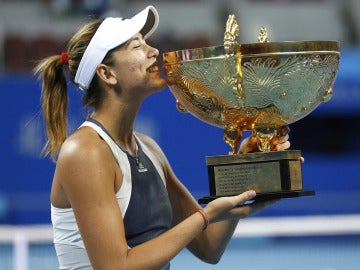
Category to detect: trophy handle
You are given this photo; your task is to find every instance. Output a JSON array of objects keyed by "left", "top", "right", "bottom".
[
  {"left": 223, "top": 14, "right": 246, "bottom": 155},
  {"left": 258, "top": 27, "right": 270, "bottom": 43},
  {"left": 224, "top": 14, "right": 239, "bottom": 56},
  {"left": 224, "top": 14, "right": 245, "bottom": 106}
]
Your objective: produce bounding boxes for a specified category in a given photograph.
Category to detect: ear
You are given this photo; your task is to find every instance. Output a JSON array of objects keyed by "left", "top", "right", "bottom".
[{"left": 96, "top": 64, "right": 117, "bottom": 87}]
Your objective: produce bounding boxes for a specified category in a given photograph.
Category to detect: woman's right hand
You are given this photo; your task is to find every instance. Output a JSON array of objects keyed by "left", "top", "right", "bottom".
[{"left": 203, "top": 190, "right": 278, "bottom": 224}]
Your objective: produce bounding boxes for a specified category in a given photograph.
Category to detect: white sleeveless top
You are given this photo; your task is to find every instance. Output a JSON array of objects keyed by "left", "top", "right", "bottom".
[{"left": 51, "top": 121, "right": 166, "bottom": 269}]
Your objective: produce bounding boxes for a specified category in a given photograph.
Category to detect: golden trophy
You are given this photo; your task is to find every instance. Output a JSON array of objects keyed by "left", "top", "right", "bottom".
[{"left": 163, "top": 14, "right": 340, "bottom": 203}]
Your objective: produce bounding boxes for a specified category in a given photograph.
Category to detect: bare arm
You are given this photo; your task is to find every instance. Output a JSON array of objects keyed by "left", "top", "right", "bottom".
[
  {"left": 165, "top": 154, "right": 274, "bottom": 264},
  {"left": 55, "top": 131, "right": 227, "bottom": 270},
  {"left": 56, "top": 130, "right": 283, "bottom": 269},
  {"left": 138, "top": 133, "right": 278, "bottom": 264}
]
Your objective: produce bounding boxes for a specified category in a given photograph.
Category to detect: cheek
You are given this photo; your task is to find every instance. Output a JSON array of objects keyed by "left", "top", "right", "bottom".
[
  {"left": 123, "top": 52, "right": 145, "bottom": 73},
  {"left": 123, "top": 61, "right": 142, "bottom": 74},
  {"left": 128, "top": 65, "right": 138, "bottom": 72}
]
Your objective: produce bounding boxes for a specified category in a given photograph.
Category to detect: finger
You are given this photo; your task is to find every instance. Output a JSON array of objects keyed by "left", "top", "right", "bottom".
[
  {"left": 239, "top": 136, "right": 258, "bottom": 154},
  {"left": 230, "top": 199, "right": 280, "bottom": 218},
  {"left": 247, "top": 199, "right": 280, "bottom": 214},
  {"left": 275, "top": 141, "right": 290, "bottom": 151},
  {"left": 229, "top": 190, "right": 256, "bottom": 207},
  {"left": 272, "top": 134, "right": 289, "bottom": 144},
  {"left": 278, "top": 125, "right": 290, "bottom": 136}
]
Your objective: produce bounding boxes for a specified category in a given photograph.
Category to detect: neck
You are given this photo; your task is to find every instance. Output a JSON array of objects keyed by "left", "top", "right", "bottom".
[{"left": 90, "top": 101, "right": 141, "bottom": 156}]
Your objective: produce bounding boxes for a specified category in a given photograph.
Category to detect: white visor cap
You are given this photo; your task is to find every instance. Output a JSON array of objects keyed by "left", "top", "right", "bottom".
[{"left": 74, "top": 5, "right": 159, "bottom": 91}]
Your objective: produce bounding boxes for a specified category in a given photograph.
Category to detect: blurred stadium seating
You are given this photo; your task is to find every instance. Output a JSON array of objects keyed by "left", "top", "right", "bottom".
[{"left": 0, "top": 1, "right": 359, "bottom": 269}]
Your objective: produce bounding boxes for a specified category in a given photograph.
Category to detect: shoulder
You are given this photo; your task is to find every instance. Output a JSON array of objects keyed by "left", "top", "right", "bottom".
[
  {"left": 55, "top": 126, "right": 117, "bottom": 182},
  {"left": 58, "top": 126, "right": 110, "bottom": 164},
  {"left": 53, "top": 126, "right": 119, "bottom": 204}
]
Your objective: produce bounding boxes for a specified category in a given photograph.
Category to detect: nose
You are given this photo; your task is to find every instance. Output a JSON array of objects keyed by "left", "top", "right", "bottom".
[{"left": 148, "top": 44, "right": 159, "bottom": 58}]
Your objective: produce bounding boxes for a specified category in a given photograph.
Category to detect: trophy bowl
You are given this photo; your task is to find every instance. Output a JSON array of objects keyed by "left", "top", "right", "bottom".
[
  {"left": 163, "top": 40, "right": 339, "bottom": 153},
  {"left": 163, "top": 15, "right": 340, "bottom": 203}
]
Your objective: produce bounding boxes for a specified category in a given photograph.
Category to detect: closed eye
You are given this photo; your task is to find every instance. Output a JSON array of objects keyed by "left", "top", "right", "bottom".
[{"left": 127, "top": 35, "right": 146, "bottom": 50}]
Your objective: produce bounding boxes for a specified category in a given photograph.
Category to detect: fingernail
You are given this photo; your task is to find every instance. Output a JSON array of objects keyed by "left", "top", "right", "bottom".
[{"left": 248, "top": 190, "right": 256, "bottom": 199}]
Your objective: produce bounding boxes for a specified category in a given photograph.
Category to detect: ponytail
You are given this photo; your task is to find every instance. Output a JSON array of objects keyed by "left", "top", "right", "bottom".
[
  {"left": 34, "top": 55, "right": 68, "bottom": 161},
  {"left": 33, "top": 18, "right": 107, "bottom": 161}
]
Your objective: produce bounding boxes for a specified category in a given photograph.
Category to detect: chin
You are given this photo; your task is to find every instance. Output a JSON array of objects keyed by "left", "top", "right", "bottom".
[
  {"left": 153, "top": 83, "right": 167, "bottom": 93},
  {"left": 152, "top": 77, "right": 167, "bottom": 91}
]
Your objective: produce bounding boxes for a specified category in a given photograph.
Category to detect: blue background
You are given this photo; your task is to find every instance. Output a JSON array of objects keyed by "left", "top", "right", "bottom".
[{"left": 0, "top": 48, "right": 359, "bottom": 224}]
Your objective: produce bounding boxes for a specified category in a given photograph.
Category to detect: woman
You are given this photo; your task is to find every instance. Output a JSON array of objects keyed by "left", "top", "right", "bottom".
[{"left": 34, "top": 5, "right": 290, "bottom": 270}]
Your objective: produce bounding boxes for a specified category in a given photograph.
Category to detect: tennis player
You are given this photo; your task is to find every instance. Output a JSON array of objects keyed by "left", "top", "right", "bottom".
[{"left": 34, "top": 5, "right": 289, "bottom": 270}]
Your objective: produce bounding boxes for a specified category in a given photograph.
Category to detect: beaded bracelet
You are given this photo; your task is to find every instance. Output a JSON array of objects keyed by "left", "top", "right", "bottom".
[{"left": 197, "top": 209, "right": 209, "bottom": 231}]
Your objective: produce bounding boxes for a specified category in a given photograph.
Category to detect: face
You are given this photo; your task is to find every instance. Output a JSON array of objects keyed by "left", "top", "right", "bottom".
[{"left": 107, "top": 33, "right": 167, "bottom": 96}]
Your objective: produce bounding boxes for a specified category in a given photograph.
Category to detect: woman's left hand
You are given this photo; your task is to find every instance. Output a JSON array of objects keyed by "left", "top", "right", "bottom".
[{"left": 239, "top": 125, "right": 291, "bottom": 154}]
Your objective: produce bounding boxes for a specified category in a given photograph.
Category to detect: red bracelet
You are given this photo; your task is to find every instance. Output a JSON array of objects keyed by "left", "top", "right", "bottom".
[{"left": 197, "top": 209, "right": 209, "bottom": 231}]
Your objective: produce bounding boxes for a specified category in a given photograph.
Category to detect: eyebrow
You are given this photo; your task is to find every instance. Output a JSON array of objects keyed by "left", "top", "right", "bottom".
[
  {"left": 130, "top": 36, "right": 140, "bottom": 42},
  {"left": 126, "top": 34, "right": 144, "bottom": 45}
]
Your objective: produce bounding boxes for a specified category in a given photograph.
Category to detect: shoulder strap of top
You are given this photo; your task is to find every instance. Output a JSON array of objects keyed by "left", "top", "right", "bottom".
[{"left": 79, "top": 120, "right": 132, "bottom": 217}]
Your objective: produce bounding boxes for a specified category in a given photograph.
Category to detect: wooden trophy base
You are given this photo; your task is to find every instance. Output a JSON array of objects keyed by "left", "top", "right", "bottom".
[{"left": 198, "top": 150, "right": 315, "bottom": 204}]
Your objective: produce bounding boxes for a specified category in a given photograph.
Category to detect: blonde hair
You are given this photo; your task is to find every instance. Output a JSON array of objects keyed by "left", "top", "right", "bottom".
[{"left": 34, "top": 18, "right": 110, "bottom": 161}]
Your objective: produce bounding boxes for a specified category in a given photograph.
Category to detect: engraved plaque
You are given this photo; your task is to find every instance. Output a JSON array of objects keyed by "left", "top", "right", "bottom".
[
  {"left": 204, "top": 150, "right": 307, "bottom": 201},
  {"left": 213, "top": 162, "right": 281, "bottom": 196}
]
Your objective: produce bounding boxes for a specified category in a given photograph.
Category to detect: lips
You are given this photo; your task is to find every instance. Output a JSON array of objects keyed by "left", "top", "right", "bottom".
[{"left": 147, "top": 62, "right": 159, "bottom": 73}]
